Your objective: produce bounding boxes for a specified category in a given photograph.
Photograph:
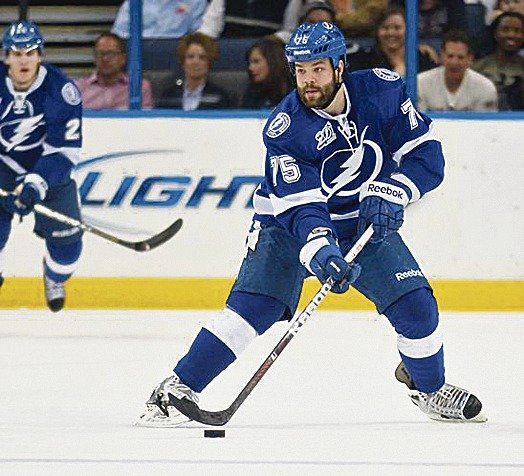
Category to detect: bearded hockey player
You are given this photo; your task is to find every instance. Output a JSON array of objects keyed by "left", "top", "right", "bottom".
[{"left": 136, "top": 22, "right": 486, "bottom": 426}]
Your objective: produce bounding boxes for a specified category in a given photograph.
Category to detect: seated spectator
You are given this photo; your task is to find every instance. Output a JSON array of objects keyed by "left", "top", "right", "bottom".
[
  {"left": 391, "top": 0, "right": 466, "bottom": 37},
  {"left": 417, "top": 29, "right": 498, "bottom": 110},
  {"left": 75, "top": 32, "right": 153, "bottom": 110},
  {"left": 474, "top": 12, "right": 524, "bottom": 110},
  {"left": 156, "top": 32, "right": 231, "bottom": 110},
  {"left": 198, "top": 0, "right": 298, "bottom": 43},
  {"left": 112, "top": 0, "right": 208, "bottom": 39},
  {"left": 347, "top": 7, "right": 438, "bottom": 76},
  {"left": 332, "top": 0, "right": 389, "bottom": 38},
  {"left": 240, "top": 38, "right": 293, "bottom": 109}
]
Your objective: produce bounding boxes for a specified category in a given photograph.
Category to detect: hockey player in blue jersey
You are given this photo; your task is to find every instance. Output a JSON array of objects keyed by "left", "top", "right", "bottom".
[
  {"left": 137, "top": 22, "right": 485, "bottom": 425},
  {"left": 0, "top": 20, "right": 83, "bottom": 312}
]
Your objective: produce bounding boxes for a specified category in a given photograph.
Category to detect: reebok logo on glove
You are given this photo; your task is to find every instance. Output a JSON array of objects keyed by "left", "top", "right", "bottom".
[
  {"left": 360, "top": 180, "right": 410, "bottom": 207},
  {"left": 367, "top": 183, "right": 404, "bottom": 200}
]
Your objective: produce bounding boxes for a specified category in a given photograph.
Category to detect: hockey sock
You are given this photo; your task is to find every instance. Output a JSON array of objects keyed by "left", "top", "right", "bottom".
[
  {"left": 385, "top": 288, "right": 445, "bottom": 394},
  {"left": 175, "top": 328, "right": 236, "bottom": 393},
  {"left": 44, "top": 239, "right": 82, "bottom": 283},
  {"left": 175, "top": 293, "right": 287, "bottom": 392}
]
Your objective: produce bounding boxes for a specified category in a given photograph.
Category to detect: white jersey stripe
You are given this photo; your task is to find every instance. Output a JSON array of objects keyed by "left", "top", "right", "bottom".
[
  {"left": 391, "top": 121, "right": 440, "bottom": 165},
  {"left": 0, "top": 153, "right": 27, "bottom": 174},
  {"left": 43, "top": 143, "right": 81, "bottom": 165},
  {"left": 269, "top": 188, "right": 327, "bottom": 216}
]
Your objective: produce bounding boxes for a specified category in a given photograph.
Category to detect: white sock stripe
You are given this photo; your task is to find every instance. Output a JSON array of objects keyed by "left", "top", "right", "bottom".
[
  {"left": 44, "top": 250, "right": 78, "bottom": 275},
  {"left": 397, "top": 322, "right": 443, "bottom": 359},
  {"left": 203, "top": 307, "right": 257, "bottom": 358}
]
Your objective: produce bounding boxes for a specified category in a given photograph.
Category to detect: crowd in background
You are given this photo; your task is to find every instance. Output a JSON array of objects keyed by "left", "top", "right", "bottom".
[{"left": 73, "top": 0, "right": 524, "bottom": 112}]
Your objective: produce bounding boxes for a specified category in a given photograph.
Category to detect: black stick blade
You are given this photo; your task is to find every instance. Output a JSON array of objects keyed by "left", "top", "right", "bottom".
[
  {"left": 167, "top": 394, "right": 232, "bottom": 426},
  {"left": 133, "top": 218, "right": 183, "bottom": 251}
]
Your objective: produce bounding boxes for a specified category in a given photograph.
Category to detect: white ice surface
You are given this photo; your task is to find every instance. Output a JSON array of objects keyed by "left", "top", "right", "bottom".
[{"left": 0, "top": 309, "right": 522, "bottom": 476}]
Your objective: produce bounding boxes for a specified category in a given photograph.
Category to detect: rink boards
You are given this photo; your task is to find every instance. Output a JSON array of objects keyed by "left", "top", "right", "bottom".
[{"left": 1, "top": 114, "right": 522, "bottom": 311}]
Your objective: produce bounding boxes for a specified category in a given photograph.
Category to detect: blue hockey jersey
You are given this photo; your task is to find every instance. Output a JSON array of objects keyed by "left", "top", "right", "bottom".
[
  {"left": 253, "top": 68, "right": 445, "bottom": 244},
  {"left": 0, "top": 62, "right": 82, "bottom": 187}
]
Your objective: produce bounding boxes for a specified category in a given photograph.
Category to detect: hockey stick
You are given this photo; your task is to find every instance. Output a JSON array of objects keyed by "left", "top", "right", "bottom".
[
  {"left": 165, "top": 225, "right": 374, "bottom": 425},
  {"left": 0, "top": 188, "right": 182, "bottom": 251}
]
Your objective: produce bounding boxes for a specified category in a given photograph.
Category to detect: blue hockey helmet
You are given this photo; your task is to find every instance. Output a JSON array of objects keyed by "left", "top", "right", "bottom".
[
  {"left": 285, "top": 22, "right": 346, "bottom": 71},
  {"left": 2, "top": 20, "right": 44, "bottom": 53}
]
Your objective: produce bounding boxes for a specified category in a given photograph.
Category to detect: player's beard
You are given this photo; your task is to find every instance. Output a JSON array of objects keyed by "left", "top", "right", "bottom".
[{"left": 298, "top": 72, "right": 339, "bottom": 109}]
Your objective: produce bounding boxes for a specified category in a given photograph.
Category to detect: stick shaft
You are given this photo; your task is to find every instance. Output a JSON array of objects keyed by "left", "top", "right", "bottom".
[
  {"left": 225, "top": 226, "right": 374, "bottom": 416},
  {"left": 169, "top": 226, "right": 374, "bottom": 425}
]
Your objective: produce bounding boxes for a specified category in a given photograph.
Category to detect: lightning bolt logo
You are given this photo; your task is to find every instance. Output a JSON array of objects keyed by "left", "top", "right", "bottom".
[
  {"left": 322, "top": 126, "right": 384, "bottom": 198},
  {"left": 0, "top": 114, "right": 44, "bottom": 152},
  {"left": 328, "top": 126, "right": 368, "bottom": 196}
]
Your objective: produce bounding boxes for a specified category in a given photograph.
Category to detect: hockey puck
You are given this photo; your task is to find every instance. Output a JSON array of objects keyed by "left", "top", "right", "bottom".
[{"left": 204, "top": 429, "right": 225, "bottom": 438}]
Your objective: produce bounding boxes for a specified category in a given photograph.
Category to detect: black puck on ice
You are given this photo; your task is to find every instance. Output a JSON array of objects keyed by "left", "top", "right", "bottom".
[{"left": 204, "top": 429, "right": 225, "bottom": 438}]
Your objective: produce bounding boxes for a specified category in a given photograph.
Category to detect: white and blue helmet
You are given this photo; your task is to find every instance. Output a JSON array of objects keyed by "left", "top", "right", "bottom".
[
  {"left": 285, "top": 22, "right": 346, "bottom": 71},
  {"left": 2, "top": 20, "right": 44, "bottom": 53}
]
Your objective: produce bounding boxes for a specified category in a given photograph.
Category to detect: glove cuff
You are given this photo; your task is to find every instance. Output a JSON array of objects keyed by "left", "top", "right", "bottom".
[
  {"left": 299, "top": 236, "right": 330, "bottom": 274},
  {"left": 23, "top": 173, "right": 48, "bottom": 201},
  {"left": 359, "top": 180, "right": 409, "bottom": 207}
]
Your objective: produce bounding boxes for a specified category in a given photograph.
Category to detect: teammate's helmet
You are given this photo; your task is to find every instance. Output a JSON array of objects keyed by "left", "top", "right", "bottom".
[
  {"left": 285, "top": 22, "right": 346, "bottom": 72},
  {"left": 2, "top": 20, "right": 44, "bottom": 53}
]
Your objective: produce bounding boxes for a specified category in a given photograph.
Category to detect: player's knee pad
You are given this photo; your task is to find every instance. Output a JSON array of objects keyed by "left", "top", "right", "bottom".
[
  {"left": 44, "top": 238, "right": 82, "bottom": 282},
  {"left": 226, "top": 291, "right": 288, "bottom": 335},
  {"left": 384, "top": 287, "right": 439, "bottom": 339}
]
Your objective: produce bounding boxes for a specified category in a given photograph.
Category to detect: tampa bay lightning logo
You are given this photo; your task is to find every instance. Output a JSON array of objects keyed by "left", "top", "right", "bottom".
[
  {"left": 373, "top": 68, "right": 400, "bottom": 81},
  {"left": 321, "top": 126, "right": 383, "bottom": 197},
  {"left": 266, "top": 112, "right": 291, "bottom": 138},
  {"left": 0, "top": 112, "right": 45, "bottom": 152}
]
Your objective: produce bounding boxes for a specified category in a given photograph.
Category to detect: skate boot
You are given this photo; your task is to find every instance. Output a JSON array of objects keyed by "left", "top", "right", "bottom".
[
  {"left": 43, "top": 272, "right": 65, "bottom": 312},
  {"left": 135, "top": 374, "right": 198, "bottom": 427},
  {"left": 395, "top": 362, "right": 487, "bottom": 422}
]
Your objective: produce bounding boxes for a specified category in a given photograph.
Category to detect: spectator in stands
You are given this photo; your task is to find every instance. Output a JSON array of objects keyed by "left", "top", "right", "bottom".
[
  {"left": 198, "top": 0, "right": 298, "bottom": 43},
  {"left": 240, "top": 38, "right": 293, "bottom": 109},
  {"left": 112, "top": 0, "right": 209, "bottom": 39},
  {"left": 157, "top": 32, "right": 231, "bottom": 109},
  {"left": 75, "top": 32, "right": 153, "bottom": 110},
  {"left": 488, "top": 0, "right": 524, "bottom": 23},
  {"left": 417, "top": 29, "right": 498, "bottom": 110},
  {"left": 332, "top": 0, "right": 389, "bottom": 38},
  {"left": 474, "top": 12, "right": 524, "bottom": 110},
  {"left": 301, "top": 0, "right": 337, "bottom": 23},
  {"left": 391, "top": 0, "right": 467, "bottom": 37},
  {"left": 347, "top": 7, "right": 438, "bottom": 76}
]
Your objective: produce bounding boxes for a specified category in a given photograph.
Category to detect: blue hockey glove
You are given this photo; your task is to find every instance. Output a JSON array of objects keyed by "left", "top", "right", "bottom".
[
  {"left": 299, "top": 228, "right": 361, "bottom": 294},
  {"left": 0, "top": 194, "right": 32, "bottom": 216},
  {"left": 17, "top": 173, "right": 48, "bottom": 210},
  {"left": 0, "top": 174, "right": 48, "bottom": 217},
  {"left": 358, "top": 179, "right": 410, "bottom": 243}
]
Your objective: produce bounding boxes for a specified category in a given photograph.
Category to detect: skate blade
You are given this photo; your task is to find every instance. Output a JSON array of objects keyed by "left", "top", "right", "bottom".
[
  {"left": 134, "top": 404, "right": 196, "bottom": 428},
  {"left": 429, "top": 411, "right": 488, "bottom": 423}
]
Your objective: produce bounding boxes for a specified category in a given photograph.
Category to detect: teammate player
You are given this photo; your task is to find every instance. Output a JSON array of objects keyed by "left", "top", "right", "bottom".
[
  {"left": 137, "top": 22, "right": 486, "bottom": 426},
  {"left": 0, "top": 20, "right": 83, "bottom": 312}
]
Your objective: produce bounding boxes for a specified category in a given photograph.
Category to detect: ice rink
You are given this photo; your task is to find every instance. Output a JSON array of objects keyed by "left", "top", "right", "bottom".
[{"left": 0, "top": 308, "right": 522, "bottom": 475}]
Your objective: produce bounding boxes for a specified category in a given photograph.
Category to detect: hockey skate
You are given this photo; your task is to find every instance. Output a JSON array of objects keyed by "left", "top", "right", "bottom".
[
  {"left": 395, "top": 362, "right": 487, "bottom": 422},
  {"left": 135, "top": 374, "right": 198, "bottom": 427},
  {"left": 43, "top": 271, "right": 65, "bottom": 312}
]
